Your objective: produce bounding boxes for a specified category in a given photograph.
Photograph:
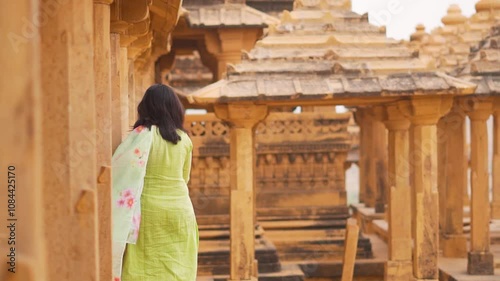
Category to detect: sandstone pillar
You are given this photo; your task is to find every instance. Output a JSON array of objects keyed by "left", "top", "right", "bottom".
[
  {"left": 120, "top": 47, "right": 129, "bottom": 138},
  {"left": 492, "top": 99, "right": 500, "bottom": 219},
  {"left": 463, "top": 99, "right": 494, "bottom": 275},
  {"left": 216, "top": 53, "right": 240, "bottom": 79},
  {"left": 400, "top": 96, "right": 453, "bottom": 281},
  {"left": 40, "top": 0, "right": 99, "bottom": 280},
  {"left": 439, "top": 101, "right": 467, "bottom": 258},
  {"left": 355, "top": 108, "right": 376, "bottom": 207},
  {"left": 383, "top": 104, "right": 412, "bottom": 281},
  {"left": 205, "top": 29, "right": 261, "bottom": 80},
  {"left": 93, "top": 0, "right": 113, "bottom": 280},
  {"left": 111, "top": 34, "right": 123, "bottom": 151},
  {"left": 128, "top": 59, "right": 136, "bottom": 125},
  {"left": 370, "top": 107, "right": 389, "bottom": 213},
  {"left": 214, "top": 104, "right": 268, "bottom": 281},
  {"left": 1, "top": 1, "right": 45, "bottom": 280},
  {"left": 353, "top": 109, "right": 367, "bottom": 203}
]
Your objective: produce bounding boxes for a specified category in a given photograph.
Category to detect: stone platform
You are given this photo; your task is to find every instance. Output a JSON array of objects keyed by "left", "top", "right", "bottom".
[{"left": 360, "top": 207, "right": 500, "bottom": 280}]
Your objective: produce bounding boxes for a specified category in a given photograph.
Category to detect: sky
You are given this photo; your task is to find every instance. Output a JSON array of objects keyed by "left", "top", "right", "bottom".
[{"left": 352, "top": 0, "right": 478, "bottom": 40}]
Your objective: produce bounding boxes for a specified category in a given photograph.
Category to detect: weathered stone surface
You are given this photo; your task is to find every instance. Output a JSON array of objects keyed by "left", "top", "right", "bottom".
[
  {"left": 467, "top": 252, "right": 494, "bottom": 275},
  {"left": 184, "top": 3, "right": 279, "bottom": 27},
  {"left": 410, "top": 1, "right": 500, "bottom": 73}
]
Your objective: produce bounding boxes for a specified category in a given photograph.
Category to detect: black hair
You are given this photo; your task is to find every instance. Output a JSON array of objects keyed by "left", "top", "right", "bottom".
[{"left": 133, "top": 84, "right": 185, "bottom": 144}]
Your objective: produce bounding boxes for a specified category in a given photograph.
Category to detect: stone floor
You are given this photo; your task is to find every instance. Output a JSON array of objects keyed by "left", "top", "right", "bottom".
[{"left": 370, "top": 215, "right": 500, "bottom": 280}]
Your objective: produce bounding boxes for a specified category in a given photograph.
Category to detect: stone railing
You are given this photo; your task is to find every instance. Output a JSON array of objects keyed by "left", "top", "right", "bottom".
[{"left": 185, "top": 112, "right": 352, "bottom": 226}]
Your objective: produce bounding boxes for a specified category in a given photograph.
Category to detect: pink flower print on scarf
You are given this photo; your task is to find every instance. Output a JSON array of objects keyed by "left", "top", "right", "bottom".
[
  {"left": 134, "top": 125, "right": 144, "bottom": 133},
  {"left": 116, "top": 188, "right": 135, "bottom": 209},
  {"left": 114, "top": 277, "right": 120, "bottom": 281}
]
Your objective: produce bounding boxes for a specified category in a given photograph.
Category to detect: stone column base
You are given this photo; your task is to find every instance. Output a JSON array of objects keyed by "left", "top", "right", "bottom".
[
  {"left": 385, "top": 260, "right": 412, "bottom": 281},
  {"left": 467, "top": 251, "right": 494, "bottom": 275},
  {"left": 442, "top": 235, "right": 467, "bottom": 258},
  {"left": 492, "top": 202, "right": 500, "bottom": 219}
]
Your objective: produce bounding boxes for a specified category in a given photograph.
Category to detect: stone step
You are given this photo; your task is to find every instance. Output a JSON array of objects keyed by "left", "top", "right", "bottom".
[
  {"left": 201, "top": 263, "right": 305, "bottom": 281},
  {"left": 270, "top": 234, "right": 373, "bottom": 262},
  {"left": 260, "top": 219, "right": 348, "bottom": 230},
  {"left": 372, "top": 219, "right": 388, "bottom": 243},
  {"left": 298, "top": 259, "right": 384, "bottom": 280},
  {"left": 198, "top": 237, "right": 281, "bottom": 276}
]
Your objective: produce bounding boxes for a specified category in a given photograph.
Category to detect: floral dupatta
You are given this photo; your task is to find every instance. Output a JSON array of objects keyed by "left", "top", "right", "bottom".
[{"left": 111, "top": 125, "right": 153, "bottom": 281}]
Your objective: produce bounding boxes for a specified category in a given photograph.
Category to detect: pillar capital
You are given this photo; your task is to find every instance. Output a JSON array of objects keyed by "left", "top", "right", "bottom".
[
  {"left": 353, "top": 107, "right": 368, "bottom": 125},
  {"left": 398, "top": 96, "right": 453, "bottom": 125},
  {"left": 459, "top": 98, "right": 493, "bottom": 121},
  {"left": 367, "top": 105, "right": 386, "bottom": 122},
  {"left": 383, "top": 103, "right": 410, "bottom": 131},
  {"left": 214, "top": 104, "right": 268, "bottom": 128}
]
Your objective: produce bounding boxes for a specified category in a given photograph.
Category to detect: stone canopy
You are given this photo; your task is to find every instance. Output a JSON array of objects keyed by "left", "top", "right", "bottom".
[
  {"left": 455, "top": 25, "right": 500, "bottom": 95},
  {"left": 410, "top": 1, "right": 500, "bottom": 73},
  {"left": 185, "top": 0, "right": 476, "bottom": 107}
]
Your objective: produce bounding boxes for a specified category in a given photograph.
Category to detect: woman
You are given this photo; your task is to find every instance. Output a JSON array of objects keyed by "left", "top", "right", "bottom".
[{"left": 111, "top": 84, "right": 198, "bottom": 281}]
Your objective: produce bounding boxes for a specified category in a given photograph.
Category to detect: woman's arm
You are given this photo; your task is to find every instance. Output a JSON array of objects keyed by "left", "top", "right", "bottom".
[{"left": 183, "top": 144, "right": 193, "bottom": 184}]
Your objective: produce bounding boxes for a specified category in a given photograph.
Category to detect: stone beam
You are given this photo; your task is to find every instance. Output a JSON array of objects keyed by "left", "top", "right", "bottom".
[{"left": 110, "top": 0, "right": 150, "bottom": 33}]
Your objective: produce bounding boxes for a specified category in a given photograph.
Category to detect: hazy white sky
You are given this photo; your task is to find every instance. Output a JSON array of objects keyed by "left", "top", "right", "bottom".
[{"left": 352, "top": 0, "right": 478, "bottom": 40}]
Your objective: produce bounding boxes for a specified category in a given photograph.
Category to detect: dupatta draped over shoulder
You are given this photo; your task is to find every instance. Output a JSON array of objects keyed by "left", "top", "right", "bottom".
[{"left": 111, "top": 125, "right": 153, "bottom": 280}]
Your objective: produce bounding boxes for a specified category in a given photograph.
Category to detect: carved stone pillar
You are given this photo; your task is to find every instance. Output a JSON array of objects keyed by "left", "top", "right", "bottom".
[
  {"left": 353, "top": 109, "right": 368, "bottom": 204},
  {"left": 370, "top": 106, "right": 389, "bottom": 214},
  {"left": 111, "top": 34, "right": 125, "bottom": 151},
  {"left": 128, "top": 58, "right": 136, "bottom": 125},
  {"left": 439, "top": 101, "right": 467, "bottom": 258},
  {"left": 383, "top": 104, "right": 412, "bottom": 281},
  {"left": 355, "top": 108, "right": 377, "bottom": 207},
  {"left": 492, "top": 98, "right": 500, "bottom": 219},
  {"left": 40, "top": 0, "right": 99, "bottom": 280},
  {"left": 463, "top": 98, "right": 494, "bottom": 275},
  {"left": 400, "top": 96, "right": 453, "bottom": 281},
  {"left": 1, "top": 1, "right": 45, "bottom": 280},
  {"left": 120, "top": 47, "right": 129, "bottom": 138},
  {"left": 214, "top": 104, "right": 269, "bottom": 281},
  {"left": 93, "top": 0, "right": 113, "bottom": 280},
  {"left": 205, "top": 29, "right": 261, "bottom": 80}
]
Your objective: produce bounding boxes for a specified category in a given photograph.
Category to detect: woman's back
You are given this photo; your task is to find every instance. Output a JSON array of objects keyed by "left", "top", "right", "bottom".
[
  {"left": 122, "top": 126, "right": 198, "bottom": 281},
  {"left": 145, "top": 126, "right": 192, "bottom": 186}
]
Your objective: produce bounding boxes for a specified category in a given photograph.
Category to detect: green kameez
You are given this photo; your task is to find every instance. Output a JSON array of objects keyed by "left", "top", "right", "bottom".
[{"left": 121, "top": 127, "right": 199, "bottom": 281}]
